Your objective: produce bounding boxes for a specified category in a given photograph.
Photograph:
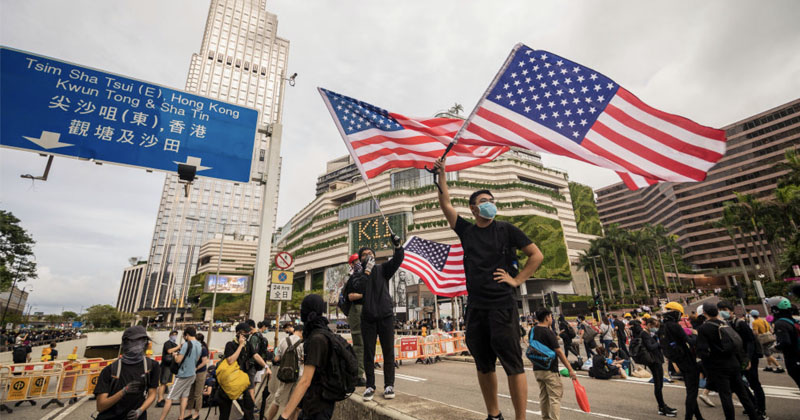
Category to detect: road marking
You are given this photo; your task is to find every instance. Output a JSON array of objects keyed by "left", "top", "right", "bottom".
[
  {"left": 611, "top": 377, "right": 800, "bottom": 400},
  {"left": 375, "top": 371, "right": 427, "bottom": 382},
  {"left": 499, "top": 393, "right": 632, "bottom": 420},
  {"left": 400, "top": 391, "right": 488, "bottom": 416},
  {"left": 47, "top": 395, "right": 89, "bottom": 420}
]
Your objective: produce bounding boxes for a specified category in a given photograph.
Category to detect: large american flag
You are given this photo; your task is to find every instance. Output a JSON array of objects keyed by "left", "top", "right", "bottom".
[
  {"left": 400, "top": 236, "right": 467, "bottom": 297},
  {"left": 318, "top": 88, "right": 509, "bottom": 179},
  {"left": 457, "top": 44, "right": 727, "bottom": 190}
]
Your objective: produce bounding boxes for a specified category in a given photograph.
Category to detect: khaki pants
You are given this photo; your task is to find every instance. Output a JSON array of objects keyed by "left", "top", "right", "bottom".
[
  {"left": 187, "top": 370, "right": 207, "bottom": 410},
  {"left": 348, "top": 304, "right": 365, "bottom": 378},
  {"left": 534, "top": 370, "right": 563, "bottom": 420}
]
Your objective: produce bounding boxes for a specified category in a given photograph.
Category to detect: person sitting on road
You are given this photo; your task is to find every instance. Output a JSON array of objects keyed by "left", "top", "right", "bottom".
[{"left": 589, "top": 346, "right": 627, "bottom": 380}]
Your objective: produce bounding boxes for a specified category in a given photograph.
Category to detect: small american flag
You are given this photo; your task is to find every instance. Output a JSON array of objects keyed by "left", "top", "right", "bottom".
[
  {"left": 318, "top": 88, "right": 509, "bottom": 179},
  {"left": 457, "top": 44, "right": 727, "bottom": 190},
  {"left": 400, "top": 236, "right": 467, "bottom": 297}
]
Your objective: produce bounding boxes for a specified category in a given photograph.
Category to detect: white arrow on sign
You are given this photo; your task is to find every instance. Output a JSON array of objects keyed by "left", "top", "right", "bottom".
[
  {"left": 22, "top": 131, "right": 73, "bottom": 149},
  {"left": 173, "top": 156, "right": 212, "bottom": 172}
]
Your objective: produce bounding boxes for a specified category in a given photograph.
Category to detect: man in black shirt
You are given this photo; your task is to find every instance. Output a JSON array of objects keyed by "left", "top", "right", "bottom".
[
  {"left": 435, "top": 157, "right": 544, "bottom": 420},
  {"left": 359, "top": 236, "right": 404, "bottom": 401},
  {"left": 156, "top": 330, "right": 178, "bottom": 407},
  {"left": 94, "top": 326, "right": 160, "bottom": 420},
  {"left": 279, "top": 294, "right": 335, "bottom": 420},
  {"left": 696, "top": 302, "right": 761, "bottom": 420},
  {"left": 659, "top": 302, "right": 701, "bottom": 420},
  {"left": 532, "top": 309, "right": 577, "bottom": 420},
  {"left": 344, "top": 253, "right": 367, "bottom": 386},
  {"left": 218, "top": 323, "right": 257, "bottom": 420},
  {"left": 768, "top": 296, "right": 800, "bottom": 389},
  {"left": 718, "top": 300, "right": 766, "bottom": 417}
]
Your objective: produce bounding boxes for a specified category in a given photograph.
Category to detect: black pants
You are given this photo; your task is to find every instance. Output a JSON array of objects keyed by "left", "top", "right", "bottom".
[
  {"left": 647, "top": 362, "right": 667, "bottom": 408},
  {"left": 676, "top": 361, "right": 703, "bottom": 420},
  {"left": 743, "top": 357, "right": 765, "bottom": 413},
  {"left": 363, "top": 315, "right": 395, "bottom": 389},
  {"left": 216, "top": 387, "right": 255, "bottom": 420},
  {"left": 787, "top": 358, "right": 800, "bottom": 390},
  {"left": 617, "top": 336, "right": 629, "bottom": 358},
  {"left": 583, "top": 340, "right": 595, "bottom": 359},
  {"left": 299, "top": 405, "right": 334, "bottom": 420},
  {"left": 707, "top": 367, "right": 759, "bottom": 420}
]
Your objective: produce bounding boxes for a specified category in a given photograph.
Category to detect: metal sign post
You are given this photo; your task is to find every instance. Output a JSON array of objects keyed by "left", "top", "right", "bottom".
[{"left": 270, "top": 270, "right": 293, "bottom": 347}]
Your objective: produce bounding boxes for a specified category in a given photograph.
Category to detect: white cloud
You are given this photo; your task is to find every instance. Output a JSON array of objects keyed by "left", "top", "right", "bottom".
[{"left": 2, "top": 0, "right": 799, "bottom": 313}]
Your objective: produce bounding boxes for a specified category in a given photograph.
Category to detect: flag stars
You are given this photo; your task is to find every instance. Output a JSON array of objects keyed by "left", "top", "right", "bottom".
[
  {"left": 532, "top": 94, "right": 539, "bottom": 101},
  {"left": 607, "top": 83, "right": 615, "bottom": 89},
  {"left": 525, "top": 77, "right": 532, "bottom": 84},
  {"left": 548, "top": 70, "right": 555, "bottom": 77},
  {"left": 552, "top": 111, "right": 560, "bottom": 118},
  {"left": 568, "top": 120, "right": 575, "bottom": 127},
  {"left": 514, "top": 80, "right": 521, "bottom": 87},
  {"left": 556, "top": 59, "right": 563, "bottom": 66},
  {"left": 540, "top": 82, "right": 548, "bottom": 89},
  {"left": 589, "top": 107, "right": 597, "bottom": 113},
  {"left": 577, "top": 75, "right": 585, "bottom": 83},
  {"left": 551, "top": 79, "right": 560, "bottom": 86},
  {"left": 573, "top": 66, "right": 581, "bottom": 73},
  {"left": 594, "top": 84, "right": 602, "bottom": 91},
  {"left": 590, "top": 73, "right": 598, "bottom": 80},
  {"left": 556, "top": 121, "right": 564, "bottom": 128},
  {"left": 532, "top": 65, "right": 539, "bottom": 71},
  {"left": 506, "top": 92, "right": 513, "bottom": 98},
  {"left": 540, "top": 53, "right": 548, "bottom": 60},
  {"left": 580, "top": 119, "right": 588, "bottom": 126},
  {"left": 548, "top": 101, "right": 555, "bottom": 108},
  {"left": 556, "top": 89, "right": 564, "bottom": 96},
  {"left": 577, "top": 108, "right": 585, "bottom": 115},
  {"left": 518, "top": 61, "right": 526, "bottom": 67},
  {"left": 536, "top": 103, "right": 543, "bottom": 110},
  {"left": 522, "top": 69, "right": 529, "bottom": 75},
  {"left": 524, "top": 106, "right": 531, "bottom": 113},
  {"left": 560, "top": 99, "right": 568, "bottom": 106},
  {"left": 528, "top": 86, "right": 536, "bottom": 92},
  {"left": 509, "top": 100, "right": 516, "bottom": 106},
  {"left": 573, "top": 98, "right": 581, "bottom": 105},
  {"left": 536, "top": 74, "right": 544, "bottom": 80},
  {"left": 544, "top": 91, "right": 552, "bottom": 98},
  {"left": 597, "top": 95, "right": 605, "bottom": 102},
  {"left": 544, "top": 62, "right": 551, "bottom": 68},
  {"left": 517, "top": 88, "right": 523, "bottom": 95},
  {"left": 573, "top": 131, "right": 580, "bottom": 138},
  {"left": 503, "top": 83, "right": 510, "bottom": 90},
  {"left": 580, "top": 86, "right": 589, "bottom": 94},
  {"left": 540, "top": 113, "right": 547, "bottom": 120},
  {"left": 564, "top": 78, "right": 572, "bottom": 85},
  {"left": 560, "top": 68, "right": 568, "bottom": 75},
  {"left": 511, "top": 72, "right": 518, "bottom": 78},
  {"left": 520, "top": 97, "right": 528, "bottom": 104}
]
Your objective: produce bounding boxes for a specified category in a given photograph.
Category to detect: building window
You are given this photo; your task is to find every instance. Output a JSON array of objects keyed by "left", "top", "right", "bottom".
[
  {"left": 390, "top": 168, "right": 458, "bottom": 190},
  {"left": 339, "top": 199, "right": 380, "bottom": 221}
]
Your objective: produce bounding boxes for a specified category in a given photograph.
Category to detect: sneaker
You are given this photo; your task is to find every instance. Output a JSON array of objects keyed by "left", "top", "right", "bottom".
[
  {"left": 774, "top": 368, "right": 785, "bottom": 373},
  {"left": 658, "top": 407, "right": 677, "bottom": 417},
  {"left": 363, "top": 387, "right": 375, "bottom": 401},
  {"left": 763, "top": 367, "right": 773, "bottom": 372},
  {"left": 356, "top": 377, "right": 367, "bottom": 387},
  {"left": 384, "top": 386, "right": 395, "bottom": 399},
  {"left": 699, "top": 394, "right": 715, "bottom": 407},
  {"left": 155, "top": 400, "right": 165, "bottom": 408},
  {"left": 485, "top": 413, "right": 505, "bottom": 420}
]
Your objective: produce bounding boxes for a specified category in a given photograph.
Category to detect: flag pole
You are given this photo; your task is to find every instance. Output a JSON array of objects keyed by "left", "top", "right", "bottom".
[{"left": 361, "top": 176, "right": 395, "bottom": 237}]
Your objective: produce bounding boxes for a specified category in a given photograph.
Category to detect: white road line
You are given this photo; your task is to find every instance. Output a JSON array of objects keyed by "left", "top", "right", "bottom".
[
  {"left": 49, "top": 395, "right": 89, "bottom": 420},
  {"left": 611, "top": 377, "right": 800, "bottom": 400},
  {"left": 375, "top": 371, "right": 427, "bottom": 382},
  {"left": 499, "top": 393, "right": 632, "bottom": 420}
]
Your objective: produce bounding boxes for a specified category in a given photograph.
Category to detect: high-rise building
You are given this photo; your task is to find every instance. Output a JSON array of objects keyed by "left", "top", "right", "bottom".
[
  {"left": 137, "top": 0, "right": 289, "bottom": 318},
  {"left": 116, "top": 262, "right": 147, "bottom": 314},
  {"left": 595, "top": 98, "right": 799, "bottom": 273}
]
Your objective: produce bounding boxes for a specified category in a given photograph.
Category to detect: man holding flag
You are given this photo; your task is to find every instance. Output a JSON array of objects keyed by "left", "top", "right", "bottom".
[{"left": 434, "top": 156, "right": 543, "bottom": 420}]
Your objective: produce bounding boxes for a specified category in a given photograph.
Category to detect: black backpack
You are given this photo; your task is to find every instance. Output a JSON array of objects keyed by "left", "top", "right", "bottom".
[
  {"left": 12, "top": 345, "right": 27, "bottom": 363},
  {"left": 337, "top": 289, "right": 351, "bottom": 316},
  {"left": 277, "top": 336, "right": 302, "bottom": 383},
  {"left": 718, "top": 323, "right": 746, "bottom": 368},
  {"left": 658, "top": 325, "right": 689, "bottom": 363},
  {"left": 629, "top": 336, "right": 655, "bottom": 365},
  {"left": 256, "top": 333, "right": 273, "bottom": 364},
  {"left": 170, "top": 341, "right": 194, "bottom": 375},
  {"left": 314, "top": 328, "right": 358, "bottom": 402}
]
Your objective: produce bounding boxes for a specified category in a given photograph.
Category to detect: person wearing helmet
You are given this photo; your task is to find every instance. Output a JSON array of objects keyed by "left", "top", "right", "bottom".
[
  {"left": 659, "top": 301, "right": 703, "bottom": 420},
  {"left": 752, "top": 309, "right": 783, "bottom": 373},
  {"left": 769, "top": 296, "right": 800, "bottom": 389},
  {"left": 343, "top": 253, "right": 367, "bottom": 387}
]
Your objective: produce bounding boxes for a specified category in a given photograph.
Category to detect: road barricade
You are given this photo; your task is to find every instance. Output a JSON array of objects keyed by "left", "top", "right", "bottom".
[
  {"left": 0, "top": 358, "right": 114, "bottom": 412},
  {"left": 375, "top": 332, "right": 467, "bottom": 364}
]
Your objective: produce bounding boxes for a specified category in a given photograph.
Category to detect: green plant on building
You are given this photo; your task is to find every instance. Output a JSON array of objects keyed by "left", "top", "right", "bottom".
[
  {"left": 568, "top": 182, "right": 602, "bottom": 236},
  {"left": 497, "top": 214, "right": 572, "bottom": 281}
]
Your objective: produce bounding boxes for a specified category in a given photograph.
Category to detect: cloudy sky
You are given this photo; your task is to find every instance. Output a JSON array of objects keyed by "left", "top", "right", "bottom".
[{"left": 1, "top": 0, "right": 798, "bottom": 314}]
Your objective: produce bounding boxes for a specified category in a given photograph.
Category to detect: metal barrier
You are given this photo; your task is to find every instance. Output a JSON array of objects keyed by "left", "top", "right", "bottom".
[{"left": 0, "top": 358, "right": 114, "bottom": 413}]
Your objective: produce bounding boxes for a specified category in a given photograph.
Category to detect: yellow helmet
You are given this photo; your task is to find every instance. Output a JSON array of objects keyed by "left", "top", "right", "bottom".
[
  {"left": 664, "top": 301, "right": 684, "bottom": 315},
  {"left": 642, "top": 313, "right": 651, "bottom": 319},
  {"left": 624, "top": 313, "right": 632, "bottom": 318}
]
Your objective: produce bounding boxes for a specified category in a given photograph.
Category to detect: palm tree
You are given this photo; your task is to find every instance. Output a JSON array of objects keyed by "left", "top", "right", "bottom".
[
  {"left": 649, "top": 224, "right": 672, "bottom": 292},
  {"left": 588, "top": 238, "right": 614, "bottom": 299},
  {"left": 640, "top": 225, "right": 662, "bottom": 294},
  {"left": 449, "top": 103, "right": 464, "bottom": 116},
  {"left": 732, "top": 193, "right": 776, "bottom": 282},
  {"left": 628, "top": 229, "right": 651, "bottom": 297},
  {"left": 619, "top": 229, "right": 637, "bottom": 293},
  {"left": 710, "top": 214, "right": 751, "bottom": 285},
  {"left": 665, "top": 233, "right": 683, "bottom": 289},
  {"left": 577, "top": 250, "right": 601, "bottom": 296},
  {"left": 604, "top": 224, "right": 628, "bottom": 295}
]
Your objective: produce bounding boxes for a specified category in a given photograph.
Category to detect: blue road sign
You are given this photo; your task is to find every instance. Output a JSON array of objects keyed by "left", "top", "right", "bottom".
[{"left": 0, "top": 47, "right": 259, "bottom": 182}]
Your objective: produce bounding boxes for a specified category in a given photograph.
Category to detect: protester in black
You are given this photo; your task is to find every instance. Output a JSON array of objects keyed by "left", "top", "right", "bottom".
[
  {"left": 218, "top": 323, "right": 257, "bottom": 420},
  {"left": 435, "top": 156, "right": 544, "bottom": 420},
  {"left": 359, "top": 238, "right": 403, "bottom": 401},
  {"left": 156, "top": 330, "right": 178, "bottom": 407},
  {"left": 642, "top": 318, "right": 677, "bottom": 417},
  {"left": 278, "top": 294, "right": 335, "bottom": 420},
  {"left": 578, "top": 315, "right": 597, "bottom": 359},
  {"left": 768, "top": 296, "right": 800, "bottom": 389},
  {"left": 558, "top": 315, "right": 579, "bottom": 360},
  {"left": 718, "top": 301, "right": 766, "bottom": 417},
  {"left": 659, "top": 303, "right": 704, "bottom": 420},
  {"left": 613, "top": 314, "right": 629, "bottom": 357},
  {"left": 94, "top": 326, "right": 160, "bottom": 420},
  {"left": 696, "top": 302, "right": 762, "bottom": 420}
]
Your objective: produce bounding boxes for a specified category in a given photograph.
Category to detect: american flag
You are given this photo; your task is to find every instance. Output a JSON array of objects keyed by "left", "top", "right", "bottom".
[
  {"left": 400, "top": 236, "right": 467, "bottom": 297},
  {"left": 457, "top": 44, "right": 727, "bottom": 190},
  {"left": 318, "top": 88, "right": 509, "bottom": 179}
]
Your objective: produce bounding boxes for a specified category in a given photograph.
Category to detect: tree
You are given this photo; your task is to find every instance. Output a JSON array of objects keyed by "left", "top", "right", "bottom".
[
  {"left": 62, "top": 311, "right": 78, "bottom": 321},
  {"left": 648, "top": 224, "right": 671, "bottom": 292},
  {"left": 628, "top": 229, "right": 651, "bottom": 297},
  {"left": 733, "top": 193, "right": 776, "bottom": 282},
  {"left": 0, "top": 210, "right": 37, "bottom": 291},
  {"left": 604, "top": 224, "right": 627, "bottom": 295},
  {"left": 83, "top": 304, "right": 122, "bottom": 328}
]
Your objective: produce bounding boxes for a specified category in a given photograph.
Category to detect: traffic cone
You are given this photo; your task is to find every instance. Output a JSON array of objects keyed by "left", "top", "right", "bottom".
[{"left": 67, "top": 346, "right": 78, "bottom": 361}]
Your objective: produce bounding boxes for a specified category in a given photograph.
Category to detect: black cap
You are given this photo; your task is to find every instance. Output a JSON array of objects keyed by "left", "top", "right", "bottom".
[
  {"left": 235, "top": 322, "right": 250, "bottom": 333},
  {"left": 121, "top": 325, "right": 149, "bottom": 342}
]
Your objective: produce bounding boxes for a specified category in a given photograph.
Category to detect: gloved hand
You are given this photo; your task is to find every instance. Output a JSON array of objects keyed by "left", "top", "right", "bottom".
[
  {"left": 126, "top": 408, "right": 143, "bottom": 420},
  {"left": 364, "top": 255, "right": 375, "bottom": 275},
  {"left": 123, "top": 381, "right": 144, "bottom": 395},
  {"left": 391, "top": 235, "right": 402, "bottom": 248}
]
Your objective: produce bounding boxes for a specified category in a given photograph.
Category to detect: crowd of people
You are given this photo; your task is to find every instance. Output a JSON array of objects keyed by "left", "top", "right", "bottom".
[
  {"left": 1, "top": 328, "right": 81, "bottom": 352},
  {"left": 18, "top": 157, "right": 800, "bottom": 420}
]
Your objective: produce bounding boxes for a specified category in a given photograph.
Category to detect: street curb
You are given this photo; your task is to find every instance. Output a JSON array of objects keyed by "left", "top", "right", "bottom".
[{"left": 333, "top": 390, "right": 484, "bottom": 420}]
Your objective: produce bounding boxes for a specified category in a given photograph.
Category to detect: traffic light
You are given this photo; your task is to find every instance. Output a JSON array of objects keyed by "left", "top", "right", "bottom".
[
  {"left": 544, "top": 293, "right": 553, "bottom": 307},
  {"left": 593, "top": 294, "right": 602, "bottom": 306},
  {"left": 552, "top": 292, "right": 559, "bottom": 307},
  {"left": 736, "top": 284, "right": 745, "bottom": 299}
]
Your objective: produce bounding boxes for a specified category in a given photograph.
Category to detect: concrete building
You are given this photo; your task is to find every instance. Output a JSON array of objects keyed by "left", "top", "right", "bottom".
[
  {"left": 277, "top": 149, "right": 597, "bottom": 319},
  {"left": 196, "top": 235, "right": 259, "bottom": 275},
  {"left": 0, "top": 285, "right": 29, "bottom": 315},
  {"left": 315, "top": 155, "right": 361, "bottom": 196},
  {"left": 595, "top": 98, "right": 800, "bottom": 273},
  {"left": 116, "top": 262, "right": 147, "bottom": 314},
  {"left": 138, "top": 0, "right": 289, "bottom": 319}
]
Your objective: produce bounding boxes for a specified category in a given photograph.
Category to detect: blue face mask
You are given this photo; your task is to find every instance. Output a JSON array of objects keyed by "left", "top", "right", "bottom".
[
  {"left": 720, "top": 310, "right": 731, "bottom": 320},
  {"left": 477, "top": 202, "right": 497, "bottom": 219}
]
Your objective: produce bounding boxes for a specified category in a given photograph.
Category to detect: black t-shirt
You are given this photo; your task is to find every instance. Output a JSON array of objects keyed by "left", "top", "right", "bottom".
[
  {"left": 161, "top": 340, "right": 178, "bottom": 365},
  {"left": 532, "top": 326, "right": 560, "bottom": 372},
  {"left": 301, "top": 331, "right": 334, "bottom": 415},
  {"left": 344, "top": 273, "right": 366, "bottom": 305},
  {"left": 454, "top": 216, "right": 532, "bottom": 309},
  {"left": 197, "top": 346, "right": 209, "bottom": 373},
  {"left": 94, "top": 359, "right": 160, "bottom": 420},
  {"left": 223, "top": 340, "right": 254, "bottom": 373},
  {"left": 51, "top": 348, "right": 59, "bottom": 359}
]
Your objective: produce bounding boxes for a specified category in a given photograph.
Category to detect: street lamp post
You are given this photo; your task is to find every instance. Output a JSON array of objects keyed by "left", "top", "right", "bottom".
[{"left": 207, "top": 222, "right": 227, "bottom": 347}]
